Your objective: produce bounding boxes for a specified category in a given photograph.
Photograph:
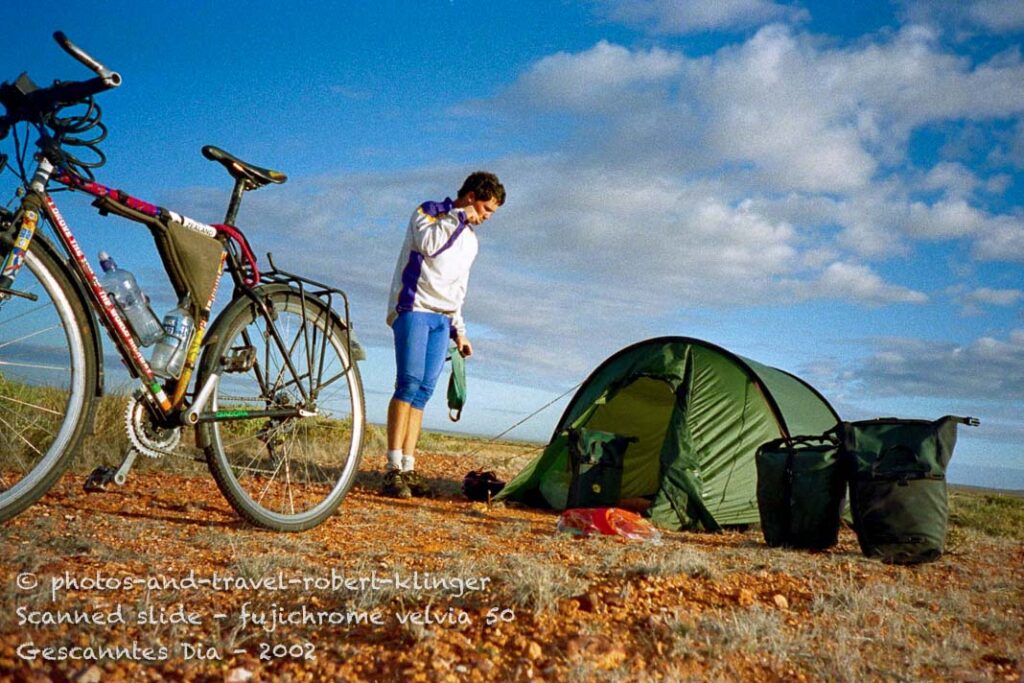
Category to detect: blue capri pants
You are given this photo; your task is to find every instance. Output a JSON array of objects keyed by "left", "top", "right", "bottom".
[{"left": 392, "top": 311, "right": 450, "bottom": 410}]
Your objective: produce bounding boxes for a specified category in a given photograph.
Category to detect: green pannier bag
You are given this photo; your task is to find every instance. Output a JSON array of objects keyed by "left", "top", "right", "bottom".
[
  {"left": 842, "top": 415, "right": 978, "bottom": 565},
  {"left": 756, "top": 434, "right": 846, "bottom": 549},
  {"left": 566, "top": 428, "right": 636, "bottom": 509}
]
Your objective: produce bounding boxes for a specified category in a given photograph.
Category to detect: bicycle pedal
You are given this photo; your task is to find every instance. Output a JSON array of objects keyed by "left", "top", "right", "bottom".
[
  {"left": 83, "top": 466, "right": 118, "bottom": 492},
  {"left": 222, "top": 345, "right": 257, "bottom": 373}
]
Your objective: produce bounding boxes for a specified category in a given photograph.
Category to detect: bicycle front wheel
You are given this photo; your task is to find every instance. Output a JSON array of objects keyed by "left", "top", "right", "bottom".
[
  {"left": 0, "top": 237, "right": 96, "bottom": 522},
  {"left": 198, "top": 286, "right": 364, "bottom": 531}
]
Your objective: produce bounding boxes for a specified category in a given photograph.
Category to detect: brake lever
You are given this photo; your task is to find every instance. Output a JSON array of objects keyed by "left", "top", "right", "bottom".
[{"left": 53, "top": 31, "right": 121, "bottom": 88}]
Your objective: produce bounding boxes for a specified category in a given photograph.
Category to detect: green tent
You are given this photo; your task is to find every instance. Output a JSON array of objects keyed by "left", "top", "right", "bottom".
[{"left": 496, "top": 337, "right": 840, "bottom": 531}]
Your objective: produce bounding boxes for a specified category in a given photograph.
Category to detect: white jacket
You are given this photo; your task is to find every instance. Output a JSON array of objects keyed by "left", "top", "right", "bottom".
[{"left": 386, "top": 198, "right": 478, "bottom": 337}]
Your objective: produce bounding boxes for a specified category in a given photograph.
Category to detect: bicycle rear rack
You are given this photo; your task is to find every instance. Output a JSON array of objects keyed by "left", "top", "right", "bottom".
[{"left": 259, "top": 251, "right": 363, "bottom": 368}]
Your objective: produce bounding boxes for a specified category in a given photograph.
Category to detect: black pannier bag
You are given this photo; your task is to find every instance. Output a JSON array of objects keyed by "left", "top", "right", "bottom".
[
  {"left": 842, "top": 415, "right": 978, "bottom": 565},
  {"left": 566, "top": 428, "right": 637, "bottom": 509},
  {"left": 756, "top": 434, "right": 846, "bottom": 549}
]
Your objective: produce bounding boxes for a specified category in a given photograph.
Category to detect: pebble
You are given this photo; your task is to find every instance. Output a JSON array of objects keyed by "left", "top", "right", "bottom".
[{"left": 75, "top": 667, "right": 102, "bottom": 683}]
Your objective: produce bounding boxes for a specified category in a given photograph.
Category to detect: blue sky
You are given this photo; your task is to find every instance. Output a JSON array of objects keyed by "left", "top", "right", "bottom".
[{"left": 2, "top": 1, "right": 1023, "bottom": 488}]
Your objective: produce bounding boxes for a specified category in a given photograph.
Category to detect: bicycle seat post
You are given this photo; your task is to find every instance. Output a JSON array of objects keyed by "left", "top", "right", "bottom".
[{"left": 224, "top": 178, "right": 247, "bottom": 226}]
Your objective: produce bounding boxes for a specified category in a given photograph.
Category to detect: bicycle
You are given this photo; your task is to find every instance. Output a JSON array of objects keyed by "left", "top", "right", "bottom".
[{"left": 0, "top": 32, "right": 366, "bottom": 531}]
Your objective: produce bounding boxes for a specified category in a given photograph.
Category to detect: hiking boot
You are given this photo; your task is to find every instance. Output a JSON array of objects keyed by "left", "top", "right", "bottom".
[
  {"left": 381, "top": 469, "right": 412, "bottom": 499},
  {"left": 402, "top": 470, "right": 434, "bottom": 498}
]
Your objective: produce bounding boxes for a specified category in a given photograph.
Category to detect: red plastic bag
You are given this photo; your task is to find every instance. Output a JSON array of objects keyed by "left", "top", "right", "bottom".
[{"left": 557, "top": 507, "right": 662, "bottom": 543}]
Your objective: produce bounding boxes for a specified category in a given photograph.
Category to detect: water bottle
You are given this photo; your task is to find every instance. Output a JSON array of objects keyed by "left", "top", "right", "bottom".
[
  {"left": 98, "top": 251, "right": 164, "bottom": 346},
  {"left": 150, "top": 296, "right": 195, "bottom": 379}
]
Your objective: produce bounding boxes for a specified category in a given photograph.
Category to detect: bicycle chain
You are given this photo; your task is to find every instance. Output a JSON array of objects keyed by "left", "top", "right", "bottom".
[
  {"left": 124, "top": 394, "right": 183, "bottom": 459},
  {"left": 123, "top": 393, "right": 286, "bottom": 460}
]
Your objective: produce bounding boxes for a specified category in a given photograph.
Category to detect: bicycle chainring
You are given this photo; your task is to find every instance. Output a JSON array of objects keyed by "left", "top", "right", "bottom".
[{"left": 125, "top": 395, "right": 181, "bottom": 459}]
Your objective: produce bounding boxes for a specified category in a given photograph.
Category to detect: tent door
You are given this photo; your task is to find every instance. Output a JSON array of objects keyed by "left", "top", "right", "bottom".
[{"left": 580, "top": 376, "right": 678, "bottom": 500}]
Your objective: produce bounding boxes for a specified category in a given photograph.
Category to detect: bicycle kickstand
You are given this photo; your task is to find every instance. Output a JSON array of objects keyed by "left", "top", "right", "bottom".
[{"left": 83, "top": 448, "right": 140, "bottom": 492}]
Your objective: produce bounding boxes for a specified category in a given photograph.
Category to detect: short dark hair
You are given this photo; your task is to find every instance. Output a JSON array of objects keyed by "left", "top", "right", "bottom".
[{"left": 457, "top": 171, "right": 506, "bottom": 206}]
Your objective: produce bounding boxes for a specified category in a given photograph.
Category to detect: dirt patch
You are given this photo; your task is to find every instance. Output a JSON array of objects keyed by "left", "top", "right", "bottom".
[{"left": 2, "top": 443, "right": 1022, "bottom": 682}]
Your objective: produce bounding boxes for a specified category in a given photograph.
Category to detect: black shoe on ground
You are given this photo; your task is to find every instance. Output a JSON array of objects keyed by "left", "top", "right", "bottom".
[
  {"left": 382, "top": 469, "right": 412, "bottom": 499},
  {"left": 402, "top": 470, "right": 434, "bottom": 498}
]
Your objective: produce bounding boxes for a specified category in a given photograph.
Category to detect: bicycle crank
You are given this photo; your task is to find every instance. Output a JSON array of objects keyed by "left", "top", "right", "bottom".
[{"left": 125, "top": 393, "right": 182, "bottom": 458}]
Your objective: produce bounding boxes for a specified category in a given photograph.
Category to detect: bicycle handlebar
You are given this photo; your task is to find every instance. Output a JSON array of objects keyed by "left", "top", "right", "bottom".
[
  {"left": 0, "top": 32, "right": 120, "bottom": 130},
  {"left": 42, "top": 76, "right": 119, "bottom": 107},
  {"left": 53, "top": 31, "right": 122, "bottom": 88}
]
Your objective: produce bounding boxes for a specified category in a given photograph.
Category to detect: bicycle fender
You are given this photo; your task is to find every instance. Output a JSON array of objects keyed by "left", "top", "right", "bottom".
[
  {"left": 30, "top": 233, "right": 106, "bottom": 402},
  {"left": 193, "top": 283, "right": 357, "bottom": 449}
]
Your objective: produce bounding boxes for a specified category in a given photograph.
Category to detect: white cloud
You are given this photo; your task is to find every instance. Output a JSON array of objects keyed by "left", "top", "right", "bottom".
[
  {"left": 494, "top": 26, "right": 1024, "bottom": 200},
  {"left": 972, "top": 215, "right": 1024, "bottom": 261},
  {"left": 854, "top": 331, "right": 1024, "bottom": 400},
  {"left": 906, "top": 198, "right": 988, "bottom": 238},
  {"left": 969, "top": 0, "right": 1024, "bottom": 32},
  {"left": 918, "top": 161, "right": 980, "bottom": 198},
  {"left": 480, "top": 158, "right": 802, "bottom": 307},
  {"left": 990, "top": 120, "right": 1024, "bottom": 169},
  {"left": 505, "top": 41, "right": 684, "bottom": 114},
  {"left": 779, "top": 262, "right": 929, "bottom": 305},
  {"left": 161, "top": 22, "right": 1023, "bottom": 396},
  {"left": 181, "top": 154, "right": 940, "bottom": 388},
  {"left": 698, "top": 25, "right": 879, "bottom": 192},
  {"left": 961, "top": 287, "right": 1024, "bottom": 307},
  {"left": 901, "top": 0, "right": 1024, "bottom": 35},
  {"left": 599, "top": 0, "right": 807, "bottom": 34}
]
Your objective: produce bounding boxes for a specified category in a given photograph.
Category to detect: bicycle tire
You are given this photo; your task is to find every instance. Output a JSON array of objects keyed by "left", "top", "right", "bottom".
[
  {"left": 0, "top": 235, "right": 97, "bottom": 522},
  {"left": 197, "top": 285, "right": 365, "bottom": 531}
]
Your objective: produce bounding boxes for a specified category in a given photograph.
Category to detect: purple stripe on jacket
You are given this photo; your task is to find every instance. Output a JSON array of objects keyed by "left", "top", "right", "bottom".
[
  {"left": 396, "top": 251, "right": 424, "bottom": 313},
  {"left": 395, "top": 197, "right": 467, "bottom": 313},
  {"left": 421, "top": 198, "right": 454, "bottom": 218},
  {"left": 430, "top": 219, "right": 467, "bottom": 258}
]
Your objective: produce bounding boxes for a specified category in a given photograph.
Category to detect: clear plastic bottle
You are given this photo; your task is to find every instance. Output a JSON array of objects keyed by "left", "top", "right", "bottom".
[
  {"left": 98, "top": 251, "right": 164, "bottom": 346},
  {"left": 149, "top": 295, "right": 195, "bottom": 379}
]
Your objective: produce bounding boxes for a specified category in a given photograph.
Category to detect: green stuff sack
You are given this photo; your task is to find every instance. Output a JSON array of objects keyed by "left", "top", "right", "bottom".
[
  {"left": 842, "top": 415, "right": 977, "bottom": 565},
  {"left": 566, "top": 428, "right": 637, "bottom": 509},
  {"left": 447, "top": 347, "right": 466, "bottom": 421},
  {"left": 756, "top": 434, "right": 846, "bottom": 549}
]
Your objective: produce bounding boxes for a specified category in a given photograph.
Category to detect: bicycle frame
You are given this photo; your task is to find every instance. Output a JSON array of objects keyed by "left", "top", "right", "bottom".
[
  {"left": 1, "top": 31, "right": 367, "bottom": 530},
  {"left": 32, "top": 161, "right": 225, "bottom": 417},
  {"left": 5, "top": 154, "right": 358, "bottom": 430}
]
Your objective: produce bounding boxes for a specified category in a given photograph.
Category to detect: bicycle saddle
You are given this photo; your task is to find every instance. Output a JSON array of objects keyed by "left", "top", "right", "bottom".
[{"left": 201, "top": 145, "right": 287, "bottom": 188}]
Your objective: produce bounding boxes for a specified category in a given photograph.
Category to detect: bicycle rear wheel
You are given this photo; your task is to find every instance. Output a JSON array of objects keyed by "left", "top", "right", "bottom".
[
  {"left": 198, "top": 285, "right": 364, "bottom": 531},
  {"left": 0, "top": 236, "right": 96, "bottom": 522}
]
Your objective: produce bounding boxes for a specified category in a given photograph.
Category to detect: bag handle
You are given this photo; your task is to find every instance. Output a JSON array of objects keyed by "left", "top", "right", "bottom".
[{"left": 871, "top": 445, "right": 935, "bottom": 483}]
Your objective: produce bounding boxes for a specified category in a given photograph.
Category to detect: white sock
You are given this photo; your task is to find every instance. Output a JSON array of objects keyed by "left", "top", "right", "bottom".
[
  {"left": 401, "top": 454, "right": 415, "bottom": 472},
  {"left": 386, "top": 449, "right": 403, "bottom": 471}
]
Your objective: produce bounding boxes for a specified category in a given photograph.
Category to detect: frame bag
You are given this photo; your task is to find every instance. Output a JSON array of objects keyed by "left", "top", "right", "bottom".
[
  {"left": 756, "top": 433, "right": 846, "bottom": 549},
  {"left": 92, "top": 196, "right": 224, "bottom": 320},
  {"left": 152, "top": 218, "right": 224, "bottom": 319},
  {"left": 842, "top": 415, "right": 978, "bottom": 565}
]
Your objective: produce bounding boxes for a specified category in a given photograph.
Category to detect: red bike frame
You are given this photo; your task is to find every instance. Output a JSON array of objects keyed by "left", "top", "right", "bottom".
[{"left": 26, "top": 164, "right": 230, "bottom": 415}]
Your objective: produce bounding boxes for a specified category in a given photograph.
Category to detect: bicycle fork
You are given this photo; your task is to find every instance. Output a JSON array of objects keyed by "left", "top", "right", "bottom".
[{"left": 0, "top": 196, "right": 43, "bottom": 302}]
